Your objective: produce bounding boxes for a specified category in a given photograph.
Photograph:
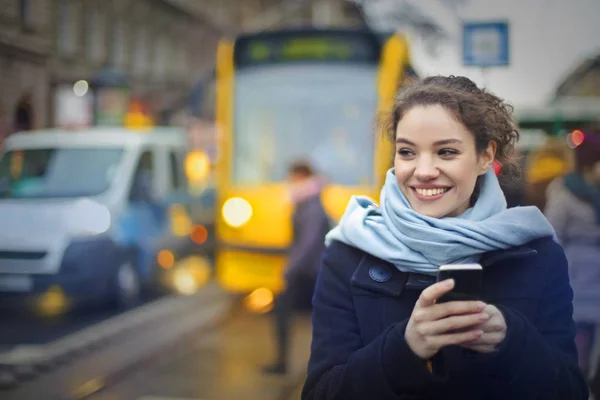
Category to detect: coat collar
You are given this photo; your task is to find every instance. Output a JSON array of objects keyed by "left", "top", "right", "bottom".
[
  {"left": 479, "top": 245, "right": 538, "bottom": 267},
  {"left": 351, "top": 245, "right": 538, "bottom": 297}
]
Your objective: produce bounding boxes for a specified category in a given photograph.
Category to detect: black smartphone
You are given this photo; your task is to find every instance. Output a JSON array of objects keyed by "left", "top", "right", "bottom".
[{"left": 436, "top": 264, "right": 483, "bottom": 303}]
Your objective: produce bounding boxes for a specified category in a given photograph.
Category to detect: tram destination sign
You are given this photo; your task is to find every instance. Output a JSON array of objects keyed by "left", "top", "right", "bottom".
[{"left": 234, "top": 30, "right": 381, "bottom": 67}]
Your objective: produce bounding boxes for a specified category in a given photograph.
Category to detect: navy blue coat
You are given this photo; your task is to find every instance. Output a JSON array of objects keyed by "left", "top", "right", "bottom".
[{"left": 302, "top": 237, "right": 588, "bottom": 399}]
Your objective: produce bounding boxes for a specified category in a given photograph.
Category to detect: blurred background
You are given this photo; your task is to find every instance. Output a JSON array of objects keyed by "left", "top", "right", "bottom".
[{"left": 0, "top": 1, "right": 599, "bottom": 399}]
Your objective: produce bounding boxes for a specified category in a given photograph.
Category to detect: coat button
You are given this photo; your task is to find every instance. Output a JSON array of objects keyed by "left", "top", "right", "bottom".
[{"left": 369, "top": 265, "right": 392, "bottom": 283}]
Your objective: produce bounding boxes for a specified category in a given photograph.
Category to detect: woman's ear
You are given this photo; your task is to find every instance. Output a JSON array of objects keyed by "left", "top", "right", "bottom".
[{"left": 478, "top": 141, "right": 497, "bottom": 175}]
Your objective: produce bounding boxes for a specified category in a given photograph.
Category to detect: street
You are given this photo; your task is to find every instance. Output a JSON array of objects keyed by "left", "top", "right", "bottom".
[{"left": 0, "top": 282, "right": 311, "bottom": 400}]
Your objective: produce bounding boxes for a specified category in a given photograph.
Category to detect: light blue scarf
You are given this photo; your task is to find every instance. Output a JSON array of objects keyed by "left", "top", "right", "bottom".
[{"left": 325, "top": 168, "right": 555, "bottom": 275}]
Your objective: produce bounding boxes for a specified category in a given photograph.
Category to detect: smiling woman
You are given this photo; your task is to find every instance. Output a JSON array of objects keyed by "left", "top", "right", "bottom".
[{"left": 302, "top": 75, "right": 588, "bottom": 400}]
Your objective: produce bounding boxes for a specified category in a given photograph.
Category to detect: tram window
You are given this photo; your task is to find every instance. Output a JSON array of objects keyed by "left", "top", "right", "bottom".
[{"left": 233, "top": 64, "right": 377, "bottom": 185}]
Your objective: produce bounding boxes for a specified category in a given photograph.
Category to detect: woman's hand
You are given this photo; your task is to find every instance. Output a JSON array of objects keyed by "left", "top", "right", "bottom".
[
  {"left": 405, "top": 279, "right": 490, "bottom": 359},
  {"left": 460, "top": 304, "right": 507, "bottom": 353}
]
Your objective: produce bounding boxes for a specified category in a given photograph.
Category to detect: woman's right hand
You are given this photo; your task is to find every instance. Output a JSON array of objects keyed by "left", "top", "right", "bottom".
[{"left": 404, "top": 279, "right": 490, "bottom": 360}]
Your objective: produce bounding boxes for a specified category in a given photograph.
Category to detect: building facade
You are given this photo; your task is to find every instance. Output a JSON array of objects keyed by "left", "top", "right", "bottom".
[
  {"left": 0, "top": 0, "right": 223, "bottom": 134},
  {"left": 0, "top": 0, "right": 52, "bottom": 139}
]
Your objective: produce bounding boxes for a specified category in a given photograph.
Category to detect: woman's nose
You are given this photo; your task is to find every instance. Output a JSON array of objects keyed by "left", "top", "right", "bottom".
[{"left": 414, "top": 159, "right": 440, "bottom": 180}]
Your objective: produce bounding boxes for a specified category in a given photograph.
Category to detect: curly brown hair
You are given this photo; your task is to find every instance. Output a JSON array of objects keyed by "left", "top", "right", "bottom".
[{"left": 379, "top": 75, "right": 521, "bottom": 177}]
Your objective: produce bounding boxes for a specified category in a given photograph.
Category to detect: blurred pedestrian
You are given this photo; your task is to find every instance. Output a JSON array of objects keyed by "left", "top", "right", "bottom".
[
  {"left": 262, "top": 161, "right": 330, "bottom": 375},
  {"left": 544, "top": 129, "right": 600, "bottom": 395},
  {"left": 524, "top": 138, "right": 571, "bottom": 210},
  {"left": 302, "top": 75, "right": 587, "bottom": 399},
  {"left": 14, "top": 93, "right": 34, "bottom": 133}
]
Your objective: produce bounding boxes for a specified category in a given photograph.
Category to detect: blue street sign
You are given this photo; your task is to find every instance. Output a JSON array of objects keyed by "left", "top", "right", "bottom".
[{"left": 462, "top": 21, "right": 509, "bottom": 67}]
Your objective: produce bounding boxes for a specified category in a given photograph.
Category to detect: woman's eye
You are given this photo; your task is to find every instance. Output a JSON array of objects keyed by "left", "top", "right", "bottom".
[
  {"left": 439, "top": 148, "right": 459, "bottom": 157},
  {"left": 397, "top": 148, "right": 414, "bottom": 157}
]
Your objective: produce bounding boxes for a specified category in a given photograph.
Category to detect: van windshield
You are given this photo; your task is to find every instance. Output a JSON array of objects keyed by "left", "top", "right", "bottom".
[{"left": 0, "top": 148, "right": 124, "bottom": 199}]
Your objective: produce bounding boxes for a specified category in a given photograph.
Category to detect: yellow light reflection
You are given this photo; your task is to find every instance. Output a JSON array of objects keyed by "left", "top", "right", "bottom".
[
  {"left": 124, "top": 101, "right": 154, "bottom": 131},
  {"left": 185, "top": 151, "right": 210, "bottom": 182},
  {"left": 35, "top": 285, "right": 69, "bottom": 317},
  {"left": 173, "top": 269, "right": 198, "bottom": 295},
  {"left": 243, "top": 287, "right": 274, "bottom": 314},
  {"left": 168, "top": 204, "right": 192, "bottom": 237},
  {"left": 157, "top": 250, "right": 175, "bottom": 269},
  {"left": 171, "top": 256, "right": 212, "bottom": 295}
]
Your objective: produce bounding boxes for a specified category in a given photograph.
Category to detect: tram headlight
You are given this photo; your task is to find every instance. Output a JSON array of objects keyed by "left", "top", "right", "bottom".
[{"left": 222, "top": 197, "right": 253, "bottom": 228}]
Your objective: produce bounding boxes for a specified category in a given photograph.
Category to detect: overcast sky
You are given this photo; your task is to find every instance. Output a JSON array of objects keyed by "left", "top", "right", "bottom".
[{"left": 361, "top": 0, "right": 600, "bottom": 107}]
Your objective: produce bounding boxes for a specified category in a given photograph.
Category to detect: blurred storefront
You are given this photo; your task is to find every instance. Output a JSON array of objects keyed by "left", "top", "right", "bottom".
[{"left": 0, "top": 0, "right": 51, "bottom": 142}]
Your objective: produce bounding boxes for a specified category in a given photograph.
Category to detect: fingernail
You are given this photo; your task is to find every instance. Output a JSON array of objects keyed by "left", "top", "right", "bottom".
[
  {"left": 480, "top": 313, "right": 490, "bottom": 320},
  {"left": 446, "top": 279, "right": 455, "bottom": 287},
  {"left": 477, "top": 302, "right": 487, "bottom": 310}
]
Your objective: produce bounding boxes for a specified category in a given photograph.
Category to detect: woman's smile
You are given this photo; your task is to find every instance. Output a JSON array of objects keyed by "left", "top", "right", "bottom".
[{"left": 410, "top": 185, "right": 453, "bottom": 201}]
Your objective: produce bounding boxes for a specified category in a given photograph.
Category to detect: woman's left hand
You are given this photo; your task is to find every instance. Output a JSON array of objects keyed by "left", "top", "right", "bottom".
[{"left": 461, "top": 304, "right": 507, "bottom": 353}]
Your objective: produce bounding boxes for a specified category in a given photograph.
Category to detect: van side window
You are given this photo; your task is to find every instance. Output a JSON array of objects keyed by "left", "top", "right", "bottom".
[
  {"left": 168, "top": 151, "right": 182, "bottom": 191},
  {"left": 129, "top": 150, "right": 154, "bottom": 201}
]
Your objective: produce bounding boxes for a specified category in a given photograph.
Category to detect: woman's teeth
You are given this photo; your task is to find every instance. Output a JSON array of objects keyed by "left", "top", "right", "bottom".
[{"left": 415, "top": 188, "right": 449, "bottom": 197}]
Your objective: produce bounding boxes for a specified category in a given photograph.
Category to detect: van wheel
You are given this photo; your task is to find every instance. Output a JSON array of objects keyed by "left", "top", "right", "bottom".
[{"left": 112, "top": 260, "right": 141, "bottom": 310}]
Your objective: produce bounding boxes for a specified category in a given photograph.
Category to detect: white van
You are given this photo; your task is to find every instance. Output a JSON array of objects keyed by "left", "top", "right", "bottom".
[{"left": 0, "top": 127, "right": 189, "bottom": 308}]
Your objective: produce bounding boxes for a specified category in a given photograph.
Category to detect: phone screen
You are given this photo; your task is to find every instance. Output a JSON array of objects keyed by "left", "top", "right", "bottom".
[{"left": 436, "top": 264, "right": 483, "bottom": 303}]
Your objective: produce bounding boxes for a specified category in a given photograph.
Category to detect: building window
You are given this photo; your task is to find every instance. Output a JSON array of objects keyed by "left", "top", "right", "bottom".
[
  {"left": 57, "top": 0, "right": 77, "bottom": 56},
  {"left": 20, "top": 0, "right": 33, "bottom": 29},
  {"left": 111, "top": 19, "right": 127, "bottom": 69},
  {"left": 153, "top": 35, "right": 169, "bottom": 79},
  {"left": 177, "top": 43, "right": 188, "bottom": 76},
  {"left": 133, "top": 26, "right": 148, "bottom": 76},
  {"left": 85, "top": 8, "right": 105, "bottom": 64}
]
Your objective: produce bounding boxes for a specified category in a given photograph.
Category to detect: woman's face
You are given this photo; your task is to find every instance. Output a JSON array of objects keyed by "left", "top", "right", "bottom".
[{"left": 394, "top": 105, "right": 495, "bottom": 218}]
